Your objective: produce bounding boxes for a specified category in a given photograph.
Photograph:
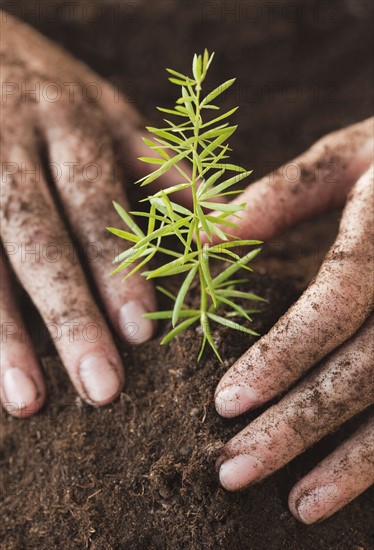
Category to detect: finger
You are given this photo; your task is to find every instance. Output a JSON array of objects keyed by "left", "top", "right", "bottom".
[
  {"left": 3, "top": 11, "right": 193, "bottom": 211},
  {"left": 215, "top": 164, "right": 374, "bottom": 417},
  {"left": 201, "top": 117, "right": 373, "bottom": 243},
  {"left": 1, "top": 147, "right": 124, "bottom": 406},
  {"left": 41, "top": 100, "right": 156, "bottom": 345},
  {"left": 0, "top": 253, "right": 46, "bottom": 417},
  {"left": 216, "top": 315, "right": 374, "bottom": 491},
  {"left": 289, "top": 416, "right": 374, "bottom": 524}
]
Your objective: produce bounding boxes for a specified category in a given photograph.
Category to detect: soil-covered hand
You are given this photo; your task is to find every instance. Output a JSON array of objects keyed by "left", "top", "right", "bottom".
[
  {"left": 0, "top": 13, "right": 188, "bottom": 417},
  {"left": 208, "top": 118, "right": 374, "bottom": 523}
]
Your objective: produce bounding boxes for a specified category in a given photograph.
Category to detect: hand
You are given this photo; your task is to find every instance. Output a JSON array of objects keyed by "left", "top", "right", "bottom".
[
  {"left": 207, "top": 118, "right": 374, "bottom": 523},
  {"left": 0, "top": 13, "right": 188, "bottom": 417}
]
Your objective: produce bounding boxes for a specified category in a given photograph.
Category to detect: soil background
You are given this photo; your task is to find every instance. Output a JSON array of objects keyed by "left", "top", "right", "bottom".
[{"left": 1, "top": 1, "right": 373, "bottom": 549}]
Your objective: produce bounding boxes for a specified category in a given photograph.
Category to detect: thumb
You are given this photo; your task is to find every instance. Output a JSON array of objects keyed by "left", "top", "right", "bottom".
[{"left": 201, "top": 117, "right": 373, "bottom": 243}]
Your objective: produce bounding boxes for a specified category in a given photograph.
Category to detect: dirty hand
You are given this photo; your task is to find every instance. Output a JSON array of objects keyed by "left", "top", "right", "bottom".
[
  {"left": 0, "top": 14, "right": 187, "bottom": 417},
  {"left": 208, "top": 118, "right": 374, "bottom": 523}
]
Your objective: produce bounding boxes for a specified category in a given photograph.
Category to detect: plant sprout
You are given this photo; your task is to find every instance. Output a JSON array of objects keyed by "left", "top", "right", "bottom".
[{"left": 108, "top": 50, "right": 264, "bottom": 361}]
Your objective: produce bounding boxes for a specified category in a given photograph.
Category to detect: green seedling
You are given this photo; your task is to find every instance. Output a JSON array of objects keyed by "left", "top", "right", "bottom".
[{"left": 108, "top": 50, "right": 264, "bottom": 361}]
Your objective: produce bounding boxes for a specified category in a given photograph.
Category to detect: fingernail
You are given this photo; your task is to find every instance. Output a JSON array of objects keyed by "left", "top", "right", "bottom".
[
  {"left": 2, "top": 368, "right": 37, "bottom": 408},
  {"left": 215, "top": 384, "right": 259, "bottom": 417},
  {"left": 296, "top": 484, "right": 340, "bottom": 524},
  {"left": 79, "top": 355, "right": 121, "bottom": 404},
  {"left": 219, "top": 454, "right": 265, "bottom": 491},
  {"left": 118, "top": 301, "right": 153, "bottom": 344}
]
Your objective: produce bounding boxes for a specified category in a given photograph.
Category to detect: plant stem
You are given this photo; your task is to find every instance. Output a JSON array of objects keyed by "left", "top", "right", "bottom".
[{"left": 190, "top": 79, "right": 209, "bottom": 325}]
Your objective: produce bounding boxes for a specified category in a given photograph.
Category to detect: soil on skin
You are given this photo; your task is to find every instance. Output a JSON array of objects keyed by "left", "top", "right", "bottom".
[{"left": 1, "top": 1, "right": 373, "bottom": 549}]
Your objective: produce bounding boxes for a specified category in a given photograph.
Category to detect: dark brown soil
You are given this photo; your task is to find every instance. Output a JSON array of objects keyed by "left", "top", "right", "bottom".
[{"left": 1, "top": 1, "right": 373, "bottom": 549}]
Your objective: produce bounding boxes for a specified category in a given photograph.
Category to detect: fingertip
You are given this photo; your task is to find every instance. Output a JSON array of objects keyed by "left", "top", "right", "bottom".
[
  {"left": 288, "top": 483, "right": 339, "bottom": 525},
  {"left": 78, "top": 354, "right": 124, "bottom": 406},
  {"left": 218, "top": 454, "right": 265, "bottom": 491},
  {"left": 215, "top": 384, "right": 260, "bottom": 417},
  {"left": 1, "top": 367, "right": 46, "bottom": 418},
  {"left": 118, "top": 300, "right": 155, "bottom": 345},
  {"left": 288, "top": 486, "right": 306, "bottom": 524}
]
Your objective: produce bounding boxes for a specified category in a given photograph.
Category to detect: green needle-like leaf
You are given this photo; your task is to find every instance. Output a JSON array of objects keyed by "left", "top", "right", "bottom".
[
  {"left": 209, "top": 248, "right": 240, "bottom": 261},
  {"left": 214, "top": 295, "right": 252, "bottom": 321},
  {"left": 213, "top": 248, "right": 262, "bottom": 286},
  {"left": 216, "top": 289, "right": 266, "bottom": 302},
  {"left": 200, "top": 125, "right": 237, "bottom": 141},
  {"left": 166, "top": 68, "right": 195, "bottom": 82},
  {"left": 157, "top": 106, "right": 189, "bottom": 117},
  {"left": 204, "top": 163, "right": 245, "bottom": 173},
  {"left": 172, "top": 265, "right": 198, "bottom": 327},
  {"left": 106, "top": 227, "right": 140, "bottom": 243},
  {"left": 145, "top": 252, "right": 198, "bottom": 278},
  {"left": 201, "top": 107, "right": 239, "bottom": 128},
  {"left": 138, "top": 151, "right": 191, "bottom": 187},
  {"left": 134, "top": 216, "right": 192, "bottom": 250},
  {"left": 201, "top": 171, "right": 252, "bottom": 200},
  {"left": 192, "top": 53, "right": 202, "bottom": 81},
  {"left": 122, "top": 249, "right": 158, "bottom": 281},
  {"left": 200, "top": 313, "right": 222, "bottom": 361},
  {"left": 200, "top": 201, "right": 246, "bottom": 213},
  {"left": 144, "top": 309, "right": 200, "bottom": 320},
  {"left": 151, "top": 183, "right": 191, "bottom": 197},
  {"left": 112, "top": 201, "right": 144, "bottom": 237},
  {"left": 111, "top": 247, "right": 153, "bottom": 275},
  {"left": 207, "top": 313, "right": 259, "bottom": 336},
  {"left": 156, "top": 286, "right": 178, "bottom": 302},
  {"left": 141, "top": 137, "right": 172, "bottom": 159},
  {"left": 209, "top": 240, "right": 262, "bottom": 251},
  {"left": 201, "top": 78, "right": 236, "bottom": 106},
  {"left": 181, "top": 86, "right": 195, "bottom": 119},
  {"left": 138, "top": 157, "right": 166, "bottom": 165},
  {"left": 197, "top": 203, "right": 212, "bottom": 241},
  {"left": 197, "top": 169, "right": 224, "bottom": 198},
  {"left": 161, "top": 315, "right": 200, "bottom": 345},
  {"left": 205, "top": 215, "right": 239, "bottom": 229},
  {"left": 207, "top": 221, "right": 229, "bottom": 241},
  {"left": 169, "top": 77, "right": 195, "bottom": 87}
]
